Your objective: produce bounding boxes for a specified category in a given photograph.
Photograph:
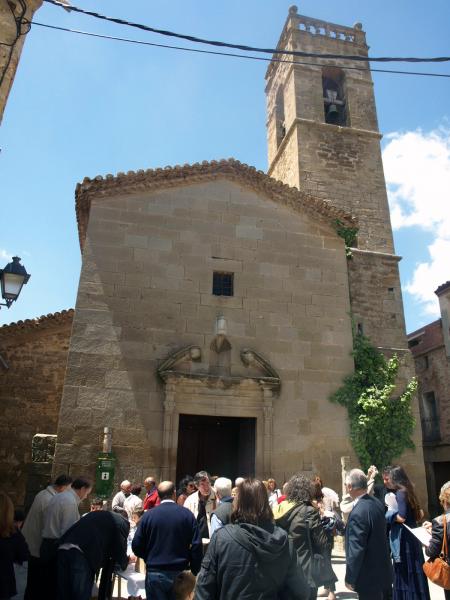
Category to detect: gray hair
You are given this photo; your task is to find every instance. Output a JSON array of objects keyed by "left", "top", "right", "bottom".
[
  {"left": 235, "top": 477, "right": 244, "bottom": 487},
  {"left": 440, "top": 481, "right": 450, "bottom": 495},
  {"left": 214, "top": 477, "right": 232, "bottom": 499},
  {"left": 345, "top": 469, "right": 368, "bottom": 490}
]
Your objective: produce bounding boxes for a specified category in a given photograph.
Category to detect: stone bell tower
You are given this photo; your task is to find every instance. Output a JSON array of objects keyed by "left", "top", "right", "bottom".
[
  {"left": 265, "top": 6, "right": 427, "bottom": 499},
  {"left": 266, "top": 5, "right": 393, "bottom": 254}
]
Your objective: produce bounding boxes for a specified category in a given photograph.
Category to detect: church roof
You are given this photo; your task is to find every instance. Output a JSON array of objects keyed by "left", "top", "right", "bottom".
[{"left": 75, "top": 158, "right": 356, "bottom": 251}]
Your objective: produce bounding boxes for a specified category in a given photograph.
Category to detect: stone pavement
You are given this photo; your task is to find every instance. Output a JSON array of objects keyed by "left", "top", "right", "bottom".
[
  {"left": 13, "top": 552, "right": 445, "bottom": 599},
  {"left": 328, "top": 551, "right": 444, "bottom": 600}
]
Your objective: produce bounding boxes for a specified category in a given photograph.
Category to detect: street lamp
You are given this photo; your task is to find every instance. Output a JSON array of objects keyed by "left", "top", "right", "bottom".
[{"left": 0, "top": 256, "right": 30, "bottom": 309}]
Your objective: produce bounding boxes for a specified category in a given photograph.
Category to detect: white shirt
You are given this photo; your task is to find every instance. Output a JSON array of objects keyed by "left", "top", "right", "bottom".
[
  {"left": 42, "top": 488, "right": 81, "bottom": 539},
  {"left": 123, "top": 494, "right": 143, "bottom": 520},
  {"left": 22, "top": 485, "right": 58, "bottom": 557}
]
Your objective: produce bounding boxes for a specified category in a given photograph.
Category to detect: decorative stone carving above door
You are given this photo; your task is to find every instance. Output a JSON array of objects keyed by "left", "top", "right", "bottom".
[{"left": 157, "top": 342, "right": 281, "bottom": 481}]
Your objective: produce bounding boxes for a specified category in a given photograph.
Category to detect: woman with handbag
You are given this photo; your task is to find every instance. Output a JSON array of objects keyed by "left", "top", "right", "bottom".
[
  {"left": 424, "top": 481, "right": 450, "bottom": 598},
  {"left": 387, "top": 466, "right": 430, "bottom": 600},
  {"left": 274, "top": 474, "right": 328, "bottom": 600}
]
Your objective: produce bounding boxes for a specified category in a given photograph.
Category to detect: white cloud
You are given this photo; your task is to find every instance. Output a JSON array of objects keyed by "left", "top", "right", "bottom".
[
  {"left": 0, "top": 249, "right": 12, "bottom": 262},
  {"left": 382, "top": 128, "right": 450, "bottom": 317}
]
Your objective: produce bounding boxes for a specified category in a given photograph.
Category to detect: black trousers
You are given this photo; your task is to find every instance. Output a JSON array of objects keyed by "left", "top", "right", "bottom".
[
  {"left": 24, "top": 555, "right": 42, "bottom": 600},
  {"left": 40, "top": 538, "right": 60, "bottom": 600},
  {"left": 357, "top": 591, "right": 383, "bottom": 600}
]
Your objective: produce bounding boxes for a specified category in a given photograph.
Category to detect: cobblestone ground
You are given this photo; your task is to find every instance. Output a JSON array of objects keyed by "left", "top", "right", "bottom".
[{"left": 13, "top": 552, "right": 445, "bottom": 599}]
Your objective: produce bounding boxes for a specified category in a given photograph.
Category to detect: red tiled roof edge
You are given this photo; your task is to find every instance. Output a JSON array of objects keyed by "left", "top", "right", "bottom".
[
  {"left": 0, "top": 309, "right": 74, "bottom": 335},
  {"left": 75, "top": 158, "right": 357, "bottom": 251}
]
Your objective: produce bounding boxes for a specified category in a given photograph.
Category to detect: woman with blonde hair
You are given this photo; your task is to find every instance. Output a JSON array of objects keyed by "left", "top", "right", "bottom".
[{"left": 0, "top": 492, "right": 29, "bottom": 599}]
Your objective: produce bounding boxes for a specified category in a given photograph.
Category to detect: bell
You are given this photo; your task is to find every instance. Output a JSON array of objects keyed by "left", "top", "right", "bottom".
[{"left": 327, "top": 103, "right": 339, "bottom": 122}]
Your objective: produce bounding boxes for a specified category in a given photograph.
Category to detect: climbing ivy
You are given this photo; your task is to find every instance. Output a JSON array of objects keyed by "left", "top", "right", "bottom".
[
  {"left": 334, "top": 219, "right": 358, "bottom": 258},
  {"left": 330, "top": 330, "right": 417, "bottom": 471}
]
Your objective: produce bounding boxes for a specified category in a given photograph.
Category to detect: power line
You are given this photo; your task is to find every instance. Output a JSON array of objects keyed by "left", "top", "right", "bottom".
[
  {"left": 43, "top": 0, "right": 450, "bottom": 64},
  {"left": 31, "top": 21, "right": 450, "bottom": 79}
]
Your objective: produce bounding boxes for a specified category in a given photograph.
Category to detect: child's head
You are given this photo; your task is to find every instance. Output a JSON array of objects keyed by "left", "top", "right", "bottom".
[
  {"left": 173, "top": 570, "right": 196, "bottom": 600},
  {"left": 131, "top": 509, "right": 144, "bottom": 525}
]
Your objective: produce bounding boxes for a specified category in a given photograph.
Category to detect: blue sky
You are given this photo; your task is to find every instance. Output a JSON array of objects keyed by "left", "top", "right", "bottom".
[{"left": 1, "top": 0, "right": 449, "bottom": 332}]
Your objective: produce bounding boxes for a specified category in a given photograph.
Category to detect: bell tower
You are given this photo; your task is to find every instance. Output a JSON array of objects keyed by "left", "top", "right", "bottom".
[
  {"left": 266, "top": 5, "right": 393, "bottom": 253},
  {"left": 265, "top": 7, "right": 427, "bottom": 503}
]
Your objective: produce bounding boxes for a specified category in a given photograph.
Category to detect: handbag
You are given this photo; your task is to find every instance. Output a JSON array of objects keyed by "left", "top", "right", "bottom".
[{"left": 423, "top": 514, "right": 450, "bottom": 589}]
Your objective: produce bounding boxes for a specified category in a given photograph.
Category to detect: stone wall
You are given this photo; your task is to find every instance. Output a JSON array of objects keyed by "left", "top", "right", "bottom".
[
  {"left": 0, "top": 0, "right": 43, "bottom": 125},
  {"left": 416, "top": 344, "right": 450, "bottom": 446},
  {"left": 409, "top": 315, "right": 450, "bottom": 514},
  {"left": 0, "top": 310, "right": 73, "bottom": 507},
  {"left": 347, "top": 249, "right": 407, "bottom": 350},
  {"left": 54, "top": 177, "right": 356, "bottom": 494}
]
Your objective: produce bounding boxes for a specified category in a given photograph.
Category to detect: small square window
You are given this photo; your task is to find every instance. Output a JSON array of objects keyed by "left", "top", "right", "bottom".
[{"left": 213, "top": 272, "right": 234, "bottom": 296}]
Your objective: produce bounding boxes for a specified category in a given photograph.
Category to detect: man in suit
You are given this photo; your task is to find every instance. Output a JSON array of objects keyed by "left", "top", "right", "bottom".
[
  {"left": 132, "top": 480, "right": 202, "bottom": 600},
  {"left": 56, "top": 509, "right": 129, "bottom": 600},
  {"left": 345, "top": 469, "right": 392, "bottom": 600}
]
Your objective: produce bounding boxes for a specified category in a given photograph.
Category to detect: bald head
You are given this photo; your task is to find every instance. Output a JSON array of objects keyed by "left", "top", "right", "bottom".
[
  {"left": 158, "top": 480, "right": 176, "bottom": 501},
  {"left": 120, "top": 480, "right": 132, "bottom": 493}
]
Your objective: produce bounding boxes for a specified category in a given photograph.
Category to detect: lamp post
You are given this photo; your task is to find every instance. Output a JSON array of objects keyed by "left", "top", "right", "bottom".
[{"left": 0, "top": 256, "right": 30, "bottom": 309}]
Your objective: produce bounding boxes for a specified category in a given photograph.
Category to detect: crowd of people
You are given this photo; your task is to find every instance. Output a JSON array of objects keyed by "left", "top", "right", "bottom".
[{"left": 1, "top": 464, "right": 449, "bottom": 600}]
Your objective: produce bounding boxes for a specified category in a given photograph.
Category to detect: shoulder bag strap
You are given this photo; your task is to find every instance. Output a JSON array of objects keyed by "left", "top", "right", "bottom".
[{"left": 441, "top": 514, "right": 448, "bottom": 559}]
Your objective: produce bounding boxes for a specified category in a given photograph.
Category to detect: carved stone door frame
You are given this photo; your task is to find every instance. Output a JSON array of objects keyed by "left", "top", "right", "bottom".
[{"left": 157, "top": 345, "right": 280, "bottom": 482}]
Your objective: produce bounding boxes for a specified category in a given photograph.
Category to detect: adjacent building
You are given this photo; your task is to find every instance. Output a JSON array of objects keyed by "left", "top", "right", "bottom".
[{"left": 408, "top": 281, "right": 450, "bottom": 515}]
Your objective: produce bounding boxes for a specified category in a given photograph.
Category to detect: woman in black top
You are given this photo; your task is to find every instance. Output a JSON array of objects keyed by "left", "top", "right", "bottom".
[
  {"left": 274, "top": 474, "right": 328, "bottom": 600},
  {"left": 0, "top": 492, "right": 29, "bottom": 600}
]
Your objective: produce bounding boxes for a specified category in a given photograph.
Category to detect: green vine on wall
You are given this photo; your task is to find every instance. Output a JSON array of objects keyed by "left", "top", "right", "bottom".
[
  {"left": 334, "top": 219, "right": 358, "bottom": 258},
  {"left": 330, "top": 331, "right": 417, "bottom": 471}
]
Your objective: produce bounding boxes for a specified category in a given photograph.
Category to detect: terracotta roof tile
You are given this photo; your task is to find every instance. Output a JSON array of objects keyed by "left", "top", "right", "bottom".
[
  {"left": 435, "top": 281, "right": 450, "bottom": 296},
  {"left": 75, "top": 158, "right": 356, "bottom": 251},
  {"left": 0, "top": 309, "right": 74, "bottom": 335}
]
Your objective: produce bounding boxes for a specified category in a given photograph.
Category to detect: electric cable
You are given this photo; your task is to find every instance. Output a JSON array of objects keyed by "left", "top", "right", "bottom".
[
  {"left": 31, "top": 21, "right": 450, "bottom": 79},
  {"left": 43, "top": 0, "right": 450, "bottom": 64}
]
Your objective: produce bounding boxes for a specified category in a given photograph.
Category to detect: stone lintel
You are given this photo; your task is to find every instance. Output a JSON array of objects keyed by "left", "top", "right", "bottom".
[{"left": 160, "top": 371, "right": 280, "bottom": 392}]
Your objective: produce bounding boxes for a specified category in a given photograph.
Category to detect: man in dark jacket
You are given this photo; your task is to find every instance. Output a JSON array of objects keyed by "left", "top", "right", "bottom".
[
  {"left": 56, "top": 510, "right": 129, "bottom": 600},
  {"left": 345, "top": 469, "right": 393, "bottom": 600},
  {"left": 132, "top": 480, "right": 202, "bottom": 600}
]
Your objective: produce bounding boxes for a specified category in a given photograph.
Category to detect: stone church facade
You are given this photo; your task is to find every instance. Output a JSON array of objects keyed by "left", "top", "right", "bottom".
[
  {"left": 52, "top": 8, "right": 426, "bottom": 496},
  {"left": 0, "top": 7, "right": 427, "bottom": 503}
]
